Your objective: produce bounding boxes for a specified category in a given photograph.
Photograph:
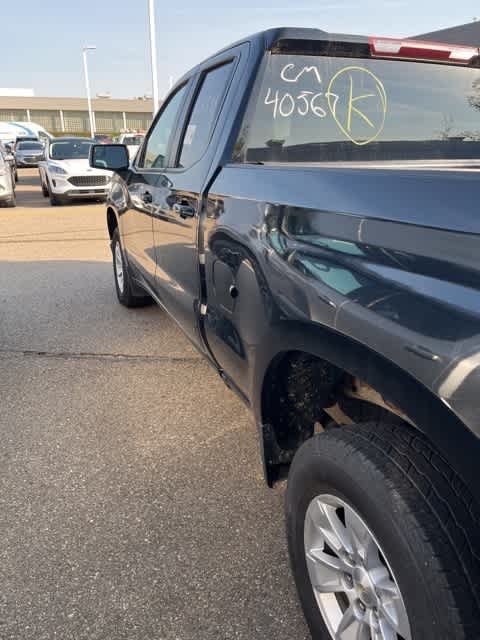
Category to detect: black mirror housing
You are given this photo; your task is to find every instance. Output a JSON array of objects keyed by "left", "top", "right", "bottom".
[{"left": 89, "top": 144, "right": 130, "bottom": 171}]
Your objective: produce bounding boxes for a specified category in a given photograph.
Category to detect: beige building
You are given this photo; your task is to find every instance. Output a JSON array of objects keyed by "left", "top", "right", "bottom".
[{"left": 0, "top": 95, "right": 154, "bottom": 134}]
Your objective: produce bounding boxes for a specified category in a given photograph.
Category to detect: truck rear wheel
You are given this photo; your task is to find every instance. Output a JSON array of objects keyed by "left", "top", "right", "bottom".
[
  {"left": 111, "top": 228, "right": 152, "bottom": 308},
  {"left": 286, "top": 422, "right": 480, "bottom": 639}
]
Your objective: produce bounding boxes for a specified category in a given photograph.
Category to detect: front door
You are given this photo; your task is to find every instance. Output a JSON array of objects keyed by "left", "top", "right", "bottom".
[{"left": 122, "top": 83, "right": 189, "bottom": 288}]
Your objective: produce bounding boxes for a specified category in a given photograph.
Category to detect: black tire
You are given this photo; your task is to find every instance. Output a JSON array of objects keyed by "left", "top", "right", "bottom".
[
  {"left": 41, "top": 180, "right": 49, "bottom": 197},
  {"left": 286, "top": 422, "right": 480, "bottom": 640},
  {"left": 14, "top": 170, "right": 18, "bottom": 183},
  {"left": 111, "top": 228, "right": 152, "bottom": 307},
  {"left": 0, "top": 192, "right": 16, "bottom": 208},
  {"left": 46, "top": 179, "right": 66, "bottom": 206},
  {"left": 50, "top": 192, "right": 66, "bottom": 206}
]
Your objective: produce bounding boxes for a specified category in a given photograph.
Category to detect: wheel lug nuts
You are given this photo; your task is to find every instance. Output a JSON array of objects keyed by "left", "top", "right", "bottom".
[
  {"left": 358, "top": 601, "right": 366, "bottom": 613},
  {"left": 344, "top": 573, "right": 353, "bottom": 588}
]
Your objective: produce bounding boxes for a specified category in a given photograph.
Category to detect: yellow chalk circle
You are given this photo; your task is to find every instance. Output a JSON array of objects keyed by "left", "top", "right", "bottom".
[{"left": 327, "top": 66, "right": 387, "bottom": 146}]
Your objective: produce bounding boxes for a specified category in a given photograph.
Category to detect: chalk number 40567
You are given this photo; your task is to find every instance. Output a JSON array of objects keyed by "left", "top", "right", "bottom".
[{"left": 264, "top": 88, "right": 338, "bottom": 119}]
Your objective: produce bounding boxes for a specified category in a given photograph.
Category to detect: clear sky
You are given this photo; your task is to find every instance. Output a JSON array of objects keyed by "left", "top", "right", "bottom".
[{"left": 1, "top": 0, "right": 478, "bottom": 99}]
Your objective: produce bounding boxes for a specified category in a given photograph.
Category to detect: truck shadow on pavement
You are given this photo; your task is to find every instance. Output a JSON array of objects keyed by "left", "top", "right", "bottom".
[{"left": 0, "top": 259, "right": 309, "bottom": 640}]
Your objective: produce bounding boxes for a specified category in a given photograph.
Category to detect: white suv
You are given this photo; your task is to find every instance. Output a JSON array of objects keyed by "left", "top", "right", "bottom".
[{"left": 39, "top": 137, "right": 112, "bottom": 206}]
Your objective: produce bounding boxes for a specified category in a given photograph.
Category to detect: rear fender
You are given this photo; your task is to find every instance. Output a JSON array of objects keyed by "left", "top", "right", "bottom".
[{"left": 254, "top": 322, "right": 480, "bottom": 504}]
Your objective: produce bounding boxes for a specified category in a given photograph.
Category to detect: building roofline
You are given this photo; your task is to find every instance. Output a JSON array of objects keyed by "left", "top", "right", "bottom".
[{"left": 0, "top": 95, "right": 154, "bottom": 112}]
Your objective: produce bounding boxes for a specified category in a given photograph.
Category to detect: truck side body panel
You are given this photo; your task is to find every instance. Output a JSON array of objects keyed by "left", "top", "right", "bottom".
[{"left": 201, "top": 164, "right": 480, "bottom": 495}]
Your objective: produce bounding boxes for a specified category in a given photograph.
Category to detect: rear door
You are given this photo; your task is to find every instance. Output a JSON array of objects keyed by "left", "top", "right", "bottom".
[
  {"left": 150, "top": 47, "right": 247, "bottom": 347},
  {"left": 121, "top": 83, "right": 190, "bottom": 288}
]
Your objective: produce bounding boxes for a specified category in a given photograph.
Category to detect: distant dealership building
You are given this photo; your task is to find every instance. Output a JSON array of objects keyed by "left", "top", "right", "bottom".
[{"left": 0, "top": 93, "right": 154, "bottom": 135}]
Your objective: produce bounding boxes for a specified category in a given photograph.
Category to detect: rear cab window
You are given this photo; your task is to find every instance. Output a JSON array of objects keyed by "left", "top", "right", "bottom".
[
  {"left": 234, "top": 46, "right": 480, "bottom": 163},
  {"left": 177, "top": 61, "right": 234, "bottom": 169}
]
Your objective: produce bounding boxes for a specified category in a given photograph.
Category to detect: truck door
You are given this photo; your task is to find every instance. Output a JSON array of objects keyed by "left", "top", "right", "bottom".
[
  {"left": 121, "top": 83, "right": 189, "bottom": 288},
  {"left": 150, "top": 52, "right": 243, "bottom": 348}
]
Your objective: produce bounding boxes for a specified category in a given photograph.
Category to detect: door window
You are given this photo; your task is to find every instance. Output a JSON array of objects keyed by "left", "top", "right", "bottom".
[
  {"left": 178, "top": 62, "right": 234, "bottom": 169},
  {"left": 140, "top": 83, "right": 188, "bottom": 169}
]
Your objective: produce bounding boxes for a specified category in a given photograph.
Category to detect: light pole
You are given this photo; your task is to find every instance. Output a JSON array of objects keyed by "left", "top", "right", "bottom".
[
  {"left": 82, "top": 45, "right": 96, "bottom": 138},
  {"left": 148, "top": 0, "right": 160, "bottom": 116}
]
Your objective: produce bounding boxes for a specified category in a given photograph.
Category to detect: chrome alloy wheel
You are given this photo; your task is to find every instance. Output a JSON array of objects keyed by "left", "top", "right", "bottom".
[
  {"left": 114, "top": 241, "right": 125, "bottom": 293},
  {"left": 304, "top": 494, "right": 412, "bottom": 640}
]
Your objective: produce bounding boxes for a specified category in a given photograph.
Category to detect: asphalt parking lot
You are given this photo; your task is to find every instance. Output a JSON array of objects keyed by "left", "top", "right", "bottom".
[{"left": 0, "top": 169, "right": 309, "bottom": 640}]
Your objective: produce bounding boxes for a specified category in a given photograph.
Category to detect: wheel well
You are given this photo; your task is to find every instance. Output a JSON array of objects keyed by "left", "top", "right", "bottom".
[
  {"left": 106, "top": 208, "right": 118, "bottom": 240},
  {"left": 261, "top": 350, "right": 423, "bottom": 484}
]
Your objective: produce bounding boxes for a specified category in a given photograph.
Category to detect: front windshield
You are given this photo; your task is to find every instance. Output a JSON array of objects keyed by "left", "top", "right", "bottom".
[
  {"left": 123, "top": 135, "right": 143, "bottom": 145},
  {"left": 17, "top": 142, "right": 43, "bottom": 151},
  {"left": 50, "top": 140, "right": 92, "bottom": 160}
]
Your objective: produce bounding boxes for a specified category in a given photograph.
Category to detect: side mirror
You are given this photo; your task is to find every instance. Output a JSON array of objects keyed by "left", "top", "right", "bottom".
[
  {"left": 89, "top": 144, "right": 129, "bottom": 171},
  {"left": 5, "top": 153, "right": 14, "bottom": 162}
]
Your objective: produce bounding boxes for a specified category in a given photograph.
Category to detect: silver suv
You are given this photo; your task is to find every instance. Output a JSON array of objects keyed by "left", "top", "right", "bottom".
[{"left": 15, "top": 140, "right": 45, "bottom": 168}]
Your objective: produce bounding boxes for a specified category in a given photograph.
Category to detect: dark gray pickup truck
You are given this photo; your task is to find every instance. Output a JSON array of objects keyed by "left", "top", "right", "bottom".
[{"left": 90, "top": 28, "right": 480, "bottom": 640}]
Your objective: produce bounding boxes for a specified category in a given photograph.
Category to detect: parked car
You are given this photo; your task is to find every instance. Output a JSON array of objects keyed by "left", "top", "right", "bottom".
[
  {"left": 0, "top": 142, "right": 18, "bottom": 183},
  {"left": 116, "top": 133, "right": 144, "bottom": 160},
  {"left": 39, "top": 137, "right": 112, "bottom": 206},
  {"left": 94, "top": 134, "right": 113, "bottom": 144},
  {"left": 15, "top": 140, "right": 45, "bottom": 168},
  {"left": 15, "top": 135, "right": 40, "bottom": 145},
  {"left": 0, "top": 122, "right": 51, "bottom": 147},
  {"left": 0, "top": 150, "right": 16, "bottom": 207},
  {"left": 91, "top": 28, "right": 480, "bottom": 639}
]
